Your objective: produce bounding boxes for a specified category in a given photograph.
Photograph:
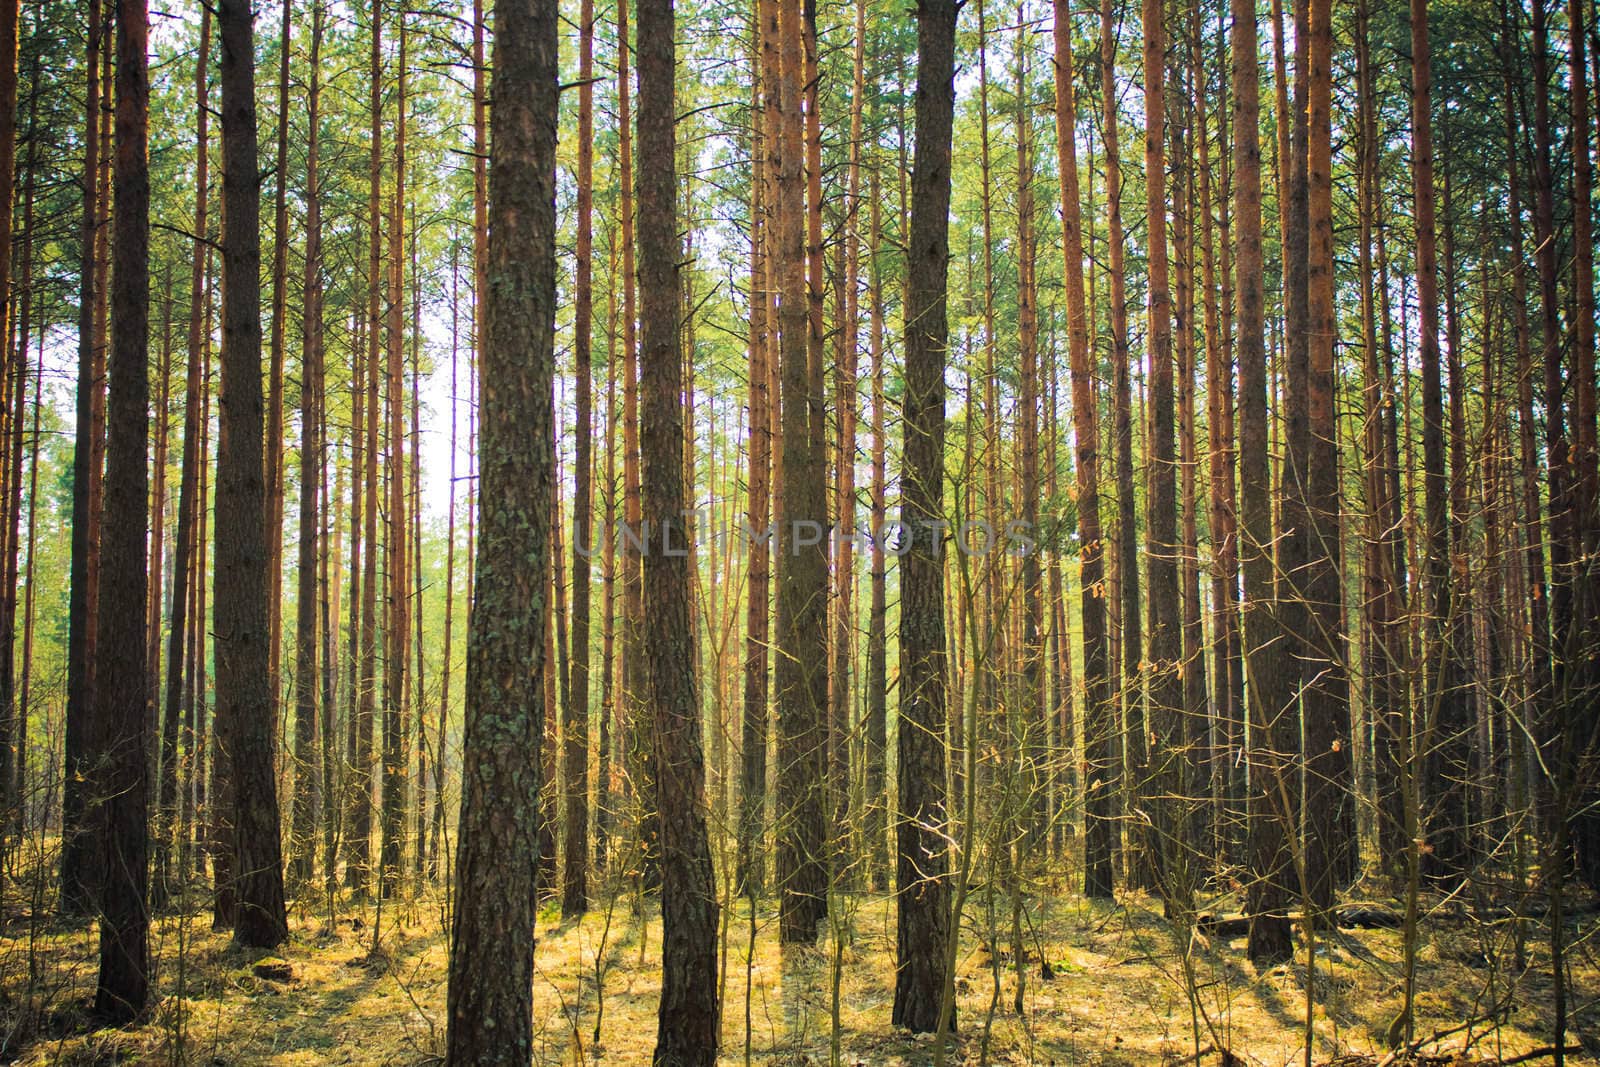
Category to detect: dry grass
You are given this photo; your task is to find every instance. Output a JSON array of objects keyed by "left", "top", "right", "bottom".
[{"left": 0, "top": 868, "right": 1594, "bottom": 1066}]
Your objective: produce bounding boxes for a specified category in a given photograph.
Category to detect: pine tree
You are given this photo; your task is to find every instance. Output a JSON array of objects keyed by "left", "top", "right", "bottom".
[
  {"left": 892, "top": 0, "right": 958, "bottom": 1033},
  {"left": 215, "top": 0, "right": 288, "bottom": 949},
  {"left": 444, "top": 0, "right": 558, "bottom": 1054},
  {"left": 92, "top": 0, "right": 152, "bottom": 1019}
]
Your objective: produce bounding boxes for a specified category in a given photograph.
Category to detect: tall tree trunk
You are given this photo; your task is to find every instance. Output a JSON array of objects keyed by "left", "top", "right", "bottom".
[
  {"left": 443, "top": 0, "right": 556, "bottom": 1055},
  {"left": 1409, "top": 0, "right": 1467, "bottom": 884},
  {"left": 5, "top": 48, "right": 35, "bottom": 839},
  {"left": 264, "top": 0, "right": 291, "bottom": 739},
  {"left": 830, "top": 0, "right": 866, "bottom": 877},
  {"left": 1198, "top": 5, "right": 1243, "bottom": 866},
  {"left": 1054, "top": 0, "right": 1112, "bottom": 898},
  {"left": 737, "top": 0, "right": 772, "bottom": 895},
  {"left": 597, "top": 232, "right": 618, "bottom": 870},
  {"left": 1015, "top": 20, "right": 1045, "bottom": 847},
  {"left": 562, "top": 0, "right": 596, "bottom": 918},
  {"left": 216, "top": 0, "right": 288, "bottom": 949},
  {"left": 975, "top": 0, "right": 1000, "bottom": 807},
  {"left": 409, "top": 225, "right": 427, "bottom": 888},
  {"left": 290, "top": 0, "right": 324, "bottom": 890},
  {"left": 615, "top": 0, "right": 655, "bottom": 890},
  {"left": 350, "top": 0, "right": 384, "bottom": 898},
  {"left": 60, "top": 0, "right": 105, "bottom": 916},
  {"left": 1140, "top": 0, "right": 1180, "bottom": 903},
  {"left": 92, "top": 0, "right": 151, "bottom": 1019},
  {"left": 144, "top": 292, "right": 170, "bottom": 876},
  {"left": 636, "top": 0, "right": 720, "bottom": 1053},
  {"left": 1566, "top": 0, "right": 1600, "bottom": 893},
  {"left": 344, "top": 293, "right": 366, "bottom": 890},
  {"left": 1235, "top": 0, "right": 1294, "bottom": 964},
  {"left": 430, "top": 248, "right": 462, "bottom": 879},
  {"left": 1498, "top": 3, "right": 1549, "bottom": 898},
  {"left": 322, "top": 444, "right": 340, "bottom": 894},
  {"left": 1361, "top": 0, "right": 1408, "bottom": 874},
  {"left": 1173, "top": 23, "right": 1210, "bottom": 864},
  {"left": 17, "top": 312, "right": 40, "bottom": 834},
  {"left": 892, "top": 0, "right": 956, "bottom": 1033},
  {"left": 1301, "top": 0, "right": 1351, "bottom": 908},
  {"left": 0, "top": 0, "right": 17, "bottom": 842},
  {"left": 865, "top": 168, "right": 888, "bottom": 891},
  {"left": 1101, "top": 0, "right": 1134, "bottom": 882},
  {"left": 381, "top": 7, "right": 410, "bottom": 899},
  {"left": 188, "top": 272, "right": 213, "bottom": 883},
  {"left": 773, "top": 0, "right": 826, "bottom": 945}
]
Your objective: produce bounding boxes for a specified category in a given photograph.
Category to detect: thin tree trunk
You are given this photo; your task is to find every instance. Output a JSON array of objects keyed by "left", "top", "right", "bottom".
[
  {"left": 189, "top": 267, "right": 214, "bottom": 883},
  {"left": 829, "top": 0, "right": 866, "bottom": 878},
  {"left": 1301, "top": 0, "right": 1351, "bottom": 908},
  {"left": 343, "top": 310, "right": 365, "bottom": 889},
  {"left": 738, "top": 0, "right": 772, "bottom": 895},
  {"left": 16, "top": 315, "right": 41, "bottom": 834},
  {"left": 1566, "top": 0, "right": 1600, "bottom": 893},
  {"left": 772, "top": 0, "right": 826, "bottom": 945},
  {"left": 350, "top": 0, "right": 383, "bottom": 898},
  {"left": 380, "top": 7, "right": 410, "bottom": 899},
  {"left": 1409, "top": 0, "right": 1468, "bottom": 885},
  {"left": 264, "top": 0, "right": 291, "bottom": 739},
  {"left": 616, "top": 0, "right": 656, "bottom": 891},
  {"left": 1140, "top": 0, "right": 1180, "bottom": 903},
  {"left": 1015, "top": 18, "right": 1045, "bottom": 847},
  {"left": 865, "top": 167, "right": 888, "bottom": 891},
  {"left": 1359, "top": 0, "right": 1408, "bottom": 874},
  {"left": 1198, "top": 9, "right": 1243, "bottom": 866},
  {"left": 60, "top": 0, "right": 105, "bottom": 916},
  {"left": 1101, "top": 0, "right": 1134, "bottom": 881},
  {"left": 563, "top": 0, "right": 596, "bottom": 918},
  {"left": 1054, "top": 0, "right": 1112, "bottom": 898},
  {"left": 0, "top": 0, "right": 18, "bottom": 841},
  {"left": 290, "top": 0, "right": 324, "bottom": 890},
  {"left": 597, "top": 231, "right": 618, "bottom": 870},
  {"left": 1173, "top": 24, "right": 1211, "bottom": 864}
]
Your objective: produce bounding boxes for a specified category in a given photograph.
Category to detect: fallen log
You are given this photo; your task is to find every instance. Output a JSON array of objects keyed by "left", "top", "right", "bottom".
[{"left": 1195, "top": 904, "right": 1403, "bottom": 938}]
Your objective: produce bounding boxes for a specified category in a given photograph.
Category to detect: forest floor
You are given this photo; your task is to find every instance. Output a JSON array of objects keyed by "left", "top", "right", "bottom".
[{"left": 1, "top": 864, "right": 1596, "bottom": 1067}]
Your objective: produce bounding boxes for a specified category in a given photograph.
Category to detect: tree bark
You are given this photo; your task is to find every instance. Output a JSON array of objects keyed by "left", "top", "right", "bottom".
[
  {"left": 291, "top": 0, "right": 324, "bottom": 890},
  {"left": 563, "top": 0, "right": 596, "bottom": 919},
  {"left": 772, "top": 0, "right": 826, "bottom": 945},
  {"left": 216, "top": 0, "right": 288, "bottom": 949},
  {"left": 892, "top": 0, "right": 957, "bottom": 1033},
  {"left": 264, "top": 0, "right": 291, "bottom": 741},
  {"left": 1054, "top": 0, "right": 1112, "bottom": 899},
  {"left": 865, "top": 168, "right": 889, "bottom": 891},
  {"left": 1140, "top": 0, "right": 1180, "bottom": 903},
  {"left": 635, "top": 0, "right": 720, "bottom": 1056},
  {"left": 1101, "top": 0, "right": 1134, "bottom": 883},
  {"left": 616, "top": 0, "right": 656, "bottom": 890},
  {"left": 1301, "top": 0, "right": 1352, "bottom": 908},
  {"left": 443, "top": 0, "right": 557, "bottom": 1054},
  {"left": 1408, "top": 0, "right": 1468, "bottom": 885},
  {"left": 92, "top": 0, "right": 151, "bottom": 1019},
  {"left": 737, "top": 3, "right": 772, "bottom": 896},
  {"left": 60, "top": 0, "right": 105, "bottom": 917},
  {"left": 1015, "top": 21, "right": 1045, "bottom": 847},
  {"left": 1234, "top": 0, "right": 1294, "bottom": 964},
  {"left": 381, "top": 7, "right": 410, "bottom": 898}
]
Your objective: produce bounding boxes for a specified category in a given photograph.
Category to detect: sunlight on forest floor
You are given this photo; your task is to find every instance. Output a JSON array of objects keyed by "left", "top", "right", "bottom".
[{"left": 1, "top": 872, "right": 1595, "bottom": 1066}]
